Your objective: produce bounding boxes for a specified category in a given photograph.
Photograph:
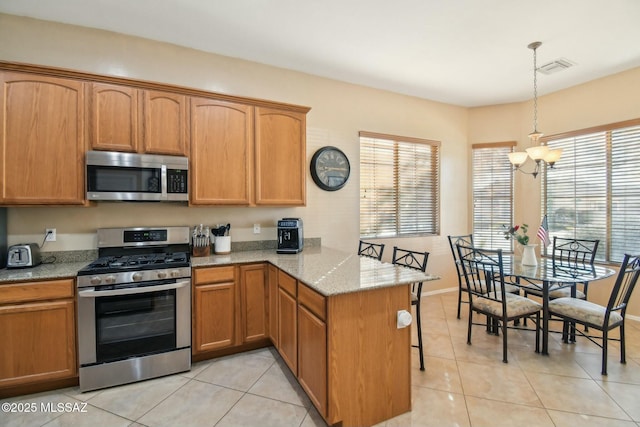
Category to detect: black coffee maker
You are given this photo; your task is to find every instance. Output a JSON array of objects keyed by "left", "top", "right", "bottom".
[{"left": 277, "top": 218, "right": 304, "bottom": 254}]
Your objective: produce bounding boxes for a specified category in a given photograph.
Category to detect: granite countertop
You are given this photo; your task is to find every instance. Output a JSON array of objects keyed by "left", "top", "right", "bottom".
[
  {"left": 192, "top": 246, "right": 440, "bottom": 296},
  {"left": 0, "top": 247, "right": 440, "bottom": 296},
  {"left": 0, "top": 261, "right": 91, "bottom": 283}
]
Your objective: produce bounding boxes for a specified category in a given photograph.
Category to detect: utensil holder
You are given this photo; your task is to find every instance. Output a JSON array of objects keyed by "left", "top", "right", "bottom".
[{"left": 215, "top": 236, "right": 231, "bottom": 254}]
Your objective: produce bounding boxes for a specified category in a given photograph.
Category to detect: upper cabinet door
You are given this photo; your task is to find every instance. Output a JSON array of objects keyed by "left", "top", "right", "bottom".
[
  {"left": 143, "top": 90, "right": 189, "bottom": 156},
  {"left": 0, "top": 72, "right": 86, "bottom": 205},
  {"left": 255, "top": 107, "right": 306, "bottom": 206},
  {"left": 190, "top": 97, "right": 253, "bottom": 205},
  {"left": 89, "top": 82, "right": 141, "bottom": 152}
]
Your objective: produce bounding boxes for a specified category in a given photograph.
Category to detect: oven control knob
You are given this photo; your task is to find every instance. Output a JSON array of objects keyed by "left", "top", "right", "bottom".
[
  {"left": 170, "top": 270, "right": 181, "bottom": 278},
  {"left": 132, "top": 272, "right": 143, "bottom": 282},
  {"left": 157, "top": 271, "right": 167, "bottom": 279},
  {"left": 105, "top": 275, "right": 116, "bottom": 284},
  {"left": 90, "top": 276, "right": 102, "bottom": 285}
]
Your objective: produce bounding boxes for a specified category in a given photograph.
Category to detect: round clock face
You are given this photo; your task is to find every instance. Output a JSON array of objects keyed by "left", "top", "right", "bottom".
[{"left": 310, "top": 146, "right": 350, "bottom": 191}]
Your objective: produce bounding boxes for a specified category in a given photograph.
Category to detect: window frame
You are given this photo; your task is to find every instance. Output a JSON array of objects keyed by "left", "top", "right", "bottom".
[
  {"left": 359, "top": 131, "right": 441, "bottom": 239},
  {"left": 541, "top": 118, "right": 640, "bottom": 263},
  {"left": 471, "top": 141, "right": 516, "bottom": 251}
]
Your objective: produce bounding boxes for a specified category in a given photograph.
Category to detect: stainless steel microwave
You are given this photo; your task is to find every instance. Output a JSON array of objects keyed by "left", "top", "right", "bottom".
[{"left": 86, "top": 151, "right": 189, "bottom": 202}]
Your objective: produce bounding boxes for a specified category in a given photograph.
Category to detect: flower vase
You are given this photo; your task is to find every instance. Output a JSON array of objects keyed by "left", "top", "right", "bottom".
[{"left": 521, "top": 244, "right": 538, "bottom": 266}]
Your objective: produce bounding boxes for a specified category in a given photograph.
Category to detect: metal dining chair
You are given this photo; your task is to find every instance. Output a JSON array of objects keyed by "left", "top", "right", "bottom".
[
  {"left": 448, "top": 234, "right": 474, "bottom": 319},
  {"left": 392, "top": 247, "right": 429, "bottom": 371},
  {"left": 358, "top": 240, "right": 385, "bottom": 260},
  {"left": 457, "top": 244, "right": 542, "bottom": 363},
  {"left": 549, "top": 253, "right": 640, "bottom": 375},
  {"left": 522, "top": 237, "right": 600, "bottom": 300},
  {"left": 448, "top": 234, "right": 521, "bottom": 319}
]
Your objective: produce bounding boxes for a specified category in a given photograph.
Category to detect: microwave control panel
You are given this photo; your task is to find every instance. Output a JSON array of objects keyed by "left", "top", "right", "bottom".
[{"left": 167, "top": 169, "right": 188, "bottom": 193}]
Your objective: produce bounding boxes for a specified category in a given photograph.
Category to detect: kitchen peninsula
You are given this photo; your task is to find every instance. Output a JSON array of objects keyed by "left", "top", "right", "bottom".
[
  {"left": 0, "top": 246, "right": 438, "bottom": 427},
  {"left": 192, "top": 246, "right": 439, "bottom": 427}
]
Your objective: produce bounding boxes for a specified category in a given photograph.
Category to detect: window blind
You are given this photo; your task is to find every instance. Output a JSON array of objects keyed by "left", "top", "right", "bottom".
[
  {"left": 472, "top": 142, "right": 515, "bottom": 251},
  {"left": 542, "top": 119, "right": 640, "bottom": 262},
  {"left": 360, "top": 132, "right": 440, "bottom": 238}
]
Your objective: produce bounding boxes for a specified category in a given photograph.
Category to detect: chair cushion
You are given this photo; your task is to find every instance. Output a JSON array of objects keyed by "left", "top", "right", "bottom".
[
  {"left": 472, "top": 293, "right": 542, "bottom": 318},
  {"left": 548, "top": 297, "right": 623, "bottom": 328}
]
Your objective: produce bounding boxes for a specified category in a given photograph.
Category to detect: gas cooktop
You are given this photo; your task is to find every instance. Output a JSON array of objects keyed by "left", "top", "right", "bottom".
[{"left": 78, "top": 252, "right": 190, "bottom": 276}]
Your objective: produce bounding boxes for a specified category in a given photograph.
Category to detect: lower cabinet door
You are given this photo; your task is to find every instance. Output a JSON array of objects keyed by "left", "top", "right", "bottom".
[
  {"left": 0, "top": 299, "right": 76, "bottom": 387},
  {"left": 240, "top": 264, "right": 268, "bottom": 343},
  {"left": 277, "top": 287, "right": 297, "bottom": 373},
  {"left": 193, "top": 282, "right": 236, "bottom": 352},
  {"left": 297, "top": 304, "right": 327, "bottom": 416}
]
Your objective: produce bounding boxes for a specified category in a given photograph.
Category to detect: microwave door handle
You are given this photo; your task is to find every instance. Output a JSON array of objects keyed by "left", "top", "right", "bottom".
[
  {"left": 78, "top": 280, "right": 189, "bottom": 298},
  {"left": 161, "top": 164, "right": 168, "bottom": 200}
]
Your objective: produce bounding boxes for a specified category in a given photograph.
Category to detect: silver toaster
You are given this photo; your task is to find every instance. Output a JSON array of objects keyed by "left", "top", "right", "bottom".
[{"left": 7, "top": 243, "right": 42, "bottom": 268}]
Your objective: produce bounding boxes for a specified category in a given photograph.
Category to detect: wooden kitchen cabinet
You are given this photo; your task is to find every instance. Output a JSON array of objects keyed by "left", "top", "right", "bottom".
[
  {"left": 254, "top": 107, "right": 306, "bottom": 205},
  {"left": 0, "top": 279, "right": 77, "bottom": 392},
  {"left": 190, "top": 97, "right": 253, "bottom": 205},
  {"left": 267, "top": 264, "right": 279, "bottom": 345},
  {"left": 142, "top": 90, "right": 189, "bottom": 156},
  {"left": 90, "top": 84, "right": 188, "bottom": 156},
  {"left": 0, "top": 72, "right": 86, "bottom": 205},
  {"left": 190, "top": 102, "right": 307, "bottom": 206},
  {"left": 89, "top": 82, "right": 141, "bottom": 152},
  {"left": 297, "top": 284, "right": 328, "bottom": 417},
  {"left": 239, "top": 263, "right": 268, "bottom": 343},
  {"left": 192, "top": 266, "right": 237, "bottom": 353},
  {"left": 277, "top": 270, "right": 298, "bottom": 373}
]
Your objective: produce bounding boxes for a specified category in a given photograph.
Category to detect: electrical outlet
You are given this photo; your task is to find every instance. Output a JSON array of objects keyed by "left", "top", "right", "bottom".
[
  {"left": 253, "top": 224, "right": 261, "bottom": 234},
  {"left": 45, "top": 228, "right": 57, "bottom": 242}
]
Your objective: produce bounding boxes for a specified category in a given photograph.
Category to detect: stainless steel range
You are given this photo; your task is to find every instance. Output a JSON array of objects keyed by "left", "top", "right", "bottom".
[{"left": 77, "top": 226, "right": 191, "bottom": 392}]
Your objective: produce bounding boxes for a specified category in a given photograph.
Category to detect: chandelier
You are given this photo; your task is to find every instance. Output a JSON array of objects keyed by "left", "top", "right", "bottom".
[{"left": 508, "top": 41, "right": 562, "bottom": 178}]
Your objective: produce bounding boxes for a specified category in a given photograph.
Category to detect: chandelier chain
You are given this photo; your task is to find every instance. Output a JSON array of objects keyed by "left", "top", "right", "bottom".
[{"left": 532, "top": 45, "right": 538, "bottom": 133}]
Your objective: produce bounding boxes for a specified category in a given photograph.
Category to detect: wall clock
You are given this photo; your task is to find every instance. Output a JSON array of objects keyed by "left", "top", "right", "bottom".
[{"left": 310, "top": 146, "right": 350, "bottom": 191}]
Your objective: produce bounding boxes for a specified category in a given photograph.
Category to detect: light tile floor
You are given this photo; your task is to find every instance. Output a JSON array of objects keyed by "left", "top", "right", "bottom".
[{"left": 2, "top": 292, "right": 640, "bottom": 427}]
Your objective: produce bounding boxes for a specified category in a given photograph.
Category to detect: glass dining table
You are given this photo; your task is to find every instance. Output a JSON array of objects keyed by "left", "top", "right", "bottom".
[{"left": 502, "top": 255, "right": 616, "bottom": 354}]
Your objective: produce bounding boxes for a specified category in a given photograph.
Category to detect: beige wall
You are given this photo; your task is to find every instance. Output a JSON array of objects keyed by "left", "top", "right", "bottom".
[
  {"left": 2, "top": 14, "right": 639, "bottom": 314},
  {"left": 0, "top": 14, "right": 467, "bottom": 292},
  {"left": 468, "top": 66, "right": 640, "bottom": 315}
]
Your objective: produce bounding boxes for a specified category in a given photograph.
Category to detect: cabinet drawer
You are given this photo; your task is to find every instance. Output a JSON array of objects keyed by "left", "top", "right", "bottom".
[
  {"left": 194, "top": 266, "right": 235, "bottom": 285},
  {"left": 278, "top": 270, "right": 297, "bottom": 297},
  {"left": 0, "top": 279, "right": 75, "bottom": 305},
  {"left": 298, "top": 284, "right": 326, "bottom": 321}
]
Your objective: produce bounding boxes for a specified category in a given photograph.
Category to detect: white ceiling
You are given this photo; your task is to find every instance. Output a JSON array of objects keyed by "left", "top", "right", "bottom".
[{"left": 2, "top": 0, "right": 640, "bottom": 107}]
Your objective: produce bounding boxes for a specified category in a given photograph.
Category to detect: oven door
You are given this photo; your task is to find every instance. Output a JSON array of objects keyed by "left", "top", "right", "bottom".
[{"left": 77, "top": 279, "right": 191, "bottom": 366}]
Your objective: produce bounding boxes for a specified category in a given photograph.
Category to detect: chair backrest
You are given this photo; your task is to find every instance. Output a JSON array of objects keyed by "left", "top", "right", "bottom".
[
  {"left": 448, "top": 234, "right": 474, "bottom": 280},
  {"left": 392, "top": 247, "right": 429, "bottom": 295},
  {"left": 392, "top": 247, "right": 429, "bottom": 272},
  {"left": 552, "top": 237, "right": 599, "bottom": 266},
  {"left": 358, "top": 240, "right": 385, "bottom": 260},
  {"left": 456, "top": 244, "right": 506, "bottom": 303},
  {"left": 606, "top": 254, "right": 640, "bottom": 318}
]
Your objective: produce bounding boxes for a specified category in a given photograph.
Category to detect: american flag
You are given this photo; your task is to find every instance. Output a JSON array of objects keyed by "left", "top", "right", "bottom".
[{"left": 537, "top": 215, "right": 551, "bottom": 247}]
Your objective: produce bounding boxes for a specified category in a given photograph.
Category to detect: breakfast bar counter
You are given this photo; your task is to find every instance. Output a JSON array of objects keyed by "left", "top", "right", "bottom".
[{"left": 191, "top": 245, "right": 439, "bottom": 296}]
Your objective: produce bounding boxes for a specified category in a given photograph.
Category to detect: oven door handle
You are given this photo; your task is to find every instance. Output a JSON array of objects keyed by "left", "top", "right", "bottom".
[{"left": 78, "top": 280, "right": 190, "bottom": 298}]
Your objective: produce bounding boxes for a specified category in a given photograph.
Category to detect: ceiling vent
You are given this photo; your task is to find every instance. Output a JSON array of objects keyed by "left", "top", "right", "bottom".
[{"left": 537, "top": 58, "right": 575, "bottom": 75}]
